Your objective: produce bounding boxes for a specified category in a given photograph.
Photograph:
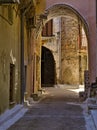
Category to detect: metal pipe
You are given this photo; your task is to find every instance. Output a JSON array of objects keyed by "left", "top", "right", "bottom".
[
  {"left": 20, "top": 1, "right": 32, "bottom": 103},
  {"left": 20, "top": 10, "right": 25, "bottom": 103}
]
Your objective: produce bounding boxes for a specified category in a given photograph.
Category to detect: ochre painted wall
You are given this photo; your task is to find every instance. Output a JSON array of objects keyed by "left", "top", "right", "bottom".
[{"left": 0, "top": 5, "right": 21, "bottom": 114}]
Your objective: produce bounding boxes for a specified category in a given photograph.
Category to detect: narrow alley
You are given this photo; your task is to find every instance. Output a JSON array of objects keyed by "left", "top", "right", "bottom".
[
  {"left": 0, "top": 1, "right": 97, "bottom": 130},
  {"left": 7, "top": 86, "right": 87, "bottom": 130}
]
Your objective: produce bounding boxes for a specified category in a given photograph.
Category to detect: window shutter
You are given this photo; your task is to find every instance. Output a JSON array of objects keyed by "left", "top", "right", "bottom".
[{"left": 42, "top": 19, "right": 53, "bottom": 37}]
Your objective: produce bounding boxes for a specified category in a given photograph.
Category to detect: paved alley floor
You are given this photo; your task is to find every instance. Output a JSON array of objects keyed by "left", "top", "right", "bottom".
[{"left": 8, "top": 86, "right": 87, "bottom": 130}]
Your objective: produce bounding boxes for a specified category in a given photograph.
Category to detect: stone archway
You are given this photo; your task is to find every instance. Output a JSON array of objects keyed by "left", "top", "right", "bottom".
[
  {"left": 41, "top": 1, "right": 96, "bottom": 84},
  {"left": 41, "top": 4, "right": 89, "bottom": 86},
  {"left": 41, "top": 46, "right": 56, "bottom": 87}
]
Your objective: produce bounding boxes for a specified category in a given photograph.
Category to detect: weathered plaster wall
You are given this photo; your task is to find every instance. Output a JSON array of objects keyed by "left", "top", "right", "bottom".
[
  {"left": 36, "top": 0, "right": 46, "bottom": 15},
  {"left": 33, "top": 33, "right": 42, "bottom": 93},
  {"left": 0, "top": 5, "right": 21, "bottom": 114}
]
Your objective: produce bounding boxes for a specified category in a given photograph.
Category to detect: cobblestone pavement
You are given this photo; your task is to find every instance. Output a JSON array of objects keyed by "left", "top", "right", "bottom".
[{"left": 8, "top": 87, "right": 86, "bottom": 130}]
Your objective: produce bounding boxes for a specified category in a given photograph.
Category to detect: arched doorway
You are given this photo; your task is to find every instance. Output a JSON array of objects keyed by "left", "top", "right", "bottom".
[{"left": 41, "top": 46, "right": 56, "bottom": 87}]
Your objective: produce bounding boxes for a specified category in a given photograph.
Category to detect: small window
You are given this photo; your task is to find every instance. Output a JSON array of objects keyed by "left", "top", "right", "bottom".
[{"left": 42, "top": 19, "right": 53, "bottom": 37}]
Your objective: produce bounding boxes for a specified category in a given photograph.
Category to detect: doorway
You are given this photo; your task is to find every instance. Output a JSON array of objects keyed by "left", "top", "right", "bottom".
[{"left": 41, "top": 46, "right": 55, "bottom": 87}]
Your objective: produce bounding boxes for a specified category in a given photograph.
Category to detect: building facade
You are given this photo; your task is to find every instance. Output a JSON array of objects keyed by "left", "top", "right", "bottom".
[
  {"left": 0, "top": 3, "right": 21, "bottom": 114},
  {"left": 0, "top": 0, "right": 46, "bottom": 114}
]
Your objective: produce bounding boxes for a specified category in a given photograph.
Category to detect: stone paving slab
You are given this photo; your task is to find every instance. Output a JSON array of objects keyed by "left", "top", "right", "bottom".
[
  {"left": 8, "top": 103, "right": 86, "bottom": 130},
  {"left": 7, "top": 87, "right": 87, "bottom": 130},
  {"left": 1, "top": 87, "right": 97, "bottom": 130}
]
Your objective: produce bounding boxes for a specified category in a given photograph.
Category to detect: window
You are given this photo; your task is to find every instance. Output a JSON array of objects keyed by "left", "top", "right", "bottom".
[{"left": 42, "top": 19, "right": 53, "bottom": 37}]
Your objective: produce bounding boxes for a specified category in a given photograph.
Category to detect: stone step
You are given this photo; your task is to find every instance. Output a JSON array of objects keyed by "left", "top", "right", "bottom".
[
  {"left": 0, "top": 104, "right": 28, "bottom": 130},
  {"left": 0, "top": 105, "right": 23, "bottom": 124}
]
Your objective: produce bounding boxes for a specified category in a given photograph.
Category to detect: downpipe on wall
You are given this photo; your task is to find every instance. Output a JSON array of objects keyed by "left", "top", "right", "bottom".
[
  {"left": 20, "top": 11, "right": 25, "bottom": 104},
  {"left": 20, "top": 2, "right": 32, "bottom": 103}
]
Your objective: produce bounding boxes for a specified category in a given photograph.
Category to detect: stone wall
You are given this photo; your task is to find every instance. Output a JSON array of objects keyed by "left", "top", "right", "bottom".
[{"left": 61, "top": 16, "right": 79, "bottom": 84}]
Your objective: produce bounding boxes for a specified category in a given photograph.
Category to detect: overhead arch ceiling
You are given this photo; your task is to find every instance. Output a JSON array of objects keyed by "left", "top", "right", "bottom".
[
  {"left": 41, "top": 4, "right": 89, "bottom": 40},
  {"left": 47, "top": 5, "right": 78, "bottom": 21}
]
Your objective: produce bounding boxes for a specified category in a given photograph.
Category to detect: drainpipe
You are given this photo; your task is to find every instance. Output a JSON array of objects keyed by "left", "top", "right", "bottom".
[
  {"left": 20, "top": 10, "right": 25, "bottom": 103},
  {"left": 20, "top": 2, "right": 32, "bottom": 103}
]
